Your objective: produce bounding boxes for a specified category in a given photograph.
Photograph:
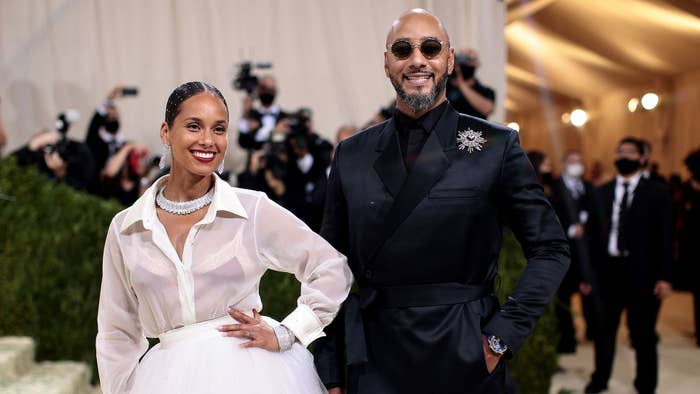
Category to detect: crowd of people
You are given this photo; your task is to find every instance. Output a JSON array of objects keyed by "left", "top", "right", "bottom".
[
  {"left": 527, "top": 140, "right": 700, "bottom": 393},
  {"left": 0, "top": 44, "right": 496, "bottom": 234}
]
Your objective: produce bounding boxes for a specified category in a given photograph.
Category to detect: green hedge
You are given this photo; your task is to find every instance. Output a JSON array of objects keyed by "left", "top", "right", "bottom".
[{"left": 0, "top": 158, "right": 558, "bottom": 392}]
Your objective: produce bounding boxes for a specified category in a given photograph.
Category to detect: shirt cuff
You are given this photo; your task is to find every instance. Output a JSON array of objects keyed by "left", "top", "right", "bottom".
[{"left": 280, "top": 304, "right": 325, "bottom": 347}]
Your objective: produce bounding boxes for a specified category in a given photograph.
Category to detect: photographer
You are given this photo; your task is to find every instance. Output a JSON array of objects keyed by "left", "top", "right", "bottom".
[
  {"left": 283, "top": 108, "right": 333, "bottom": 231},
  {"left": 446, "top": 48, "right": 495, "bottom": 119},
  {"left": 12, "top": 125, "right": 94, "bottom": 191},
  {"left": 85, "top": 85, "right": 137, "bottom": 193},
  {"left": 237, "top": 75, "right": 289, "bottom": 151},
  {"left": 237, "top": 132, "right": 289, "bottom": 203},
  {"left": 99, "top": 142, "right": 150, "bottom": 206}
]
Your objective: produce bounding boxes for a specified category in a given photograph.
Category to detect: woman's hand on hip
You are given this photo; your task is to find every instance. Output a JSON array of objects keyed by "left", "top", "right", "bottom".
[{"left": 218, "top": 308, "right": 280, "bottom": 352}]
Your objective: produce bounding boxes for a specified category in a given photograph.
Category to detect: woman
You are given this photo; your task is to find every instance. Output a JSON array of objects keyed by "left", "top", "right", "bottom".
[{"left": 96, "top": 82, "right": 353, "bottom": 393}]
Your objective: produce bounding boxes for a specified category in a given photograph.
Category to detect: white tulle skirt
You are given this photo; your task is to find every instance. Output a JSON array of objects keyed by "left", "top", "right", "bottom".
[{"left": 130, "top": 316, "right": 327, "bottom": 394}]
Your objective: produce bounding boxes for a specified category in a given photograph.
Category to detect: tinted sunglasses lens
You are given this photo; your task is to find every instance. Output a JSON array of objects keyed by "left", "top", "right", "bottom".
[
  {"left": 420, "top": 40, "right": 442, "bottom": 58},
  {"left": 391, "top": 41, "right": 413, "bottom": 59}
]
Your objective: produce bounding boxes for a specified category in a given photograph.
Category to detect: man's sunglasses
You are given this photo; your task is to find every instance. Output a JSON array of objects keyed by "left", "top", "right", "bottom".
[{"left": 389, "top": 38, "right": 445, "bottom": 60}]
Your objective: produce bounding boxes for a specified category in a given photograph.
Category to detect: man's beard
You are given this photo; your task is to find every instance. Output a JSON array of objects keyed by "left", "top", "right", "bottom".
[{"left": 390, "top": 67, "right": 448, "bottom": 113}]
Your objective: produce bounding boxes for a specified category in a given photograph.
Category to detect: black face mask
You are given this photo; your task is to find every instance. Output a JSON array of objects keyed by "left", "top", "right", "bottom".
[
  {"left": 259, "top": 92, "right": 276, "bottom": 106},
  {"left": 615, "top": 158, "right": 641, "bottom": 175},
  {"left": 540, "top": 172, "right": 553, "bottom": 185},
  {"left": 104, "top": 120, "right": 120, "bottom": 134}
]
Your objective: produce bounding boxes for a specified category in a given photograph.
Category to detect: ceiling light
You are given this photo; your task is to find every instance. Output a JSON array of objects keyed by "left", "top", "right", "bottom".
[
  {"left": 641, "top": 93, "right": 659, "bottom": 110},
  {"left": 570, "top": 109, "right": 588, "bottom": 127},
  {"left": 628, "top": 98, "right": 639, "bottom": 112}
]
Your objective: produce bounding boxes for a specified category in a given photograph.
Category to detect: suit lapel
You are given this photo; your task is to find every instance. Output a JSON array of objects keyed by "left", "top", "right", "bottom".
[
  {"left": 372, "top": 118, "right": 406, "bottom": 197},
  {"left": 367, "top": 105, "right": 457, "bottom": 265}
]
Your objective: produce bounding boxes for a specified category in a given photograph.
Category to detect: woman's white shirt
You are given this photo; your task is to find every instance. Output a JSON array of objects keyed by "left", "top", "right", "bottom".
[{"left": 96, "top": 175, "right": 352, "bottom": 393}]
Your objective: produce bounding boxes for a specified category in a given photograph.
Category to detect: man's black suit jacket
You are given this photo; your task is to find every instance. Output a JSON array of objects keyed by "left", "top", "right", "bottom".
[
  {"left": 590, "top": 177, "right": 673, "bottom": 293},
  {"left": 314, "top": 104, "right": 570, "bottom": 393},
  {"left": 550, "top": 177, "right": 595, "bottom": 289}
]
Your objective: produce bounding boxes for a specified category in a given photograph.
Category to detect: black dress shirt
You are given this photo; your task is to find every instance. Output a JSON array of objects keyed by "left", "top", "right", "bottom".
[{"left": 394, "top": 100, "right": 448, "bottom": 171}]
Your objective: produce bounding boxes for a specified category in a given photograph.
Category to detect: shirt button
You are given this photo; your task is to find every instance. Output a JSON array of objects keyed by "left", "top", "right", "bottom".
[{"left": 364, "top": 269, "right": 374, "bottom": 279}]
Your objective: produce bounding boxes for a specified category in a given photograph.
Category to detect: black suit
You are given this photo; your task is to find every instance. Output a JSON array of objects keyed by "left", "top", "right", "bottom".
[
  {"left": 588, "top": 176, "right": 673, "bottom": 394},
  {"left": 550, "top": 177, "right": 597, "bottom": 350},
  {"left": 313, "top": 104, "right": 570, "bottom": 393}
]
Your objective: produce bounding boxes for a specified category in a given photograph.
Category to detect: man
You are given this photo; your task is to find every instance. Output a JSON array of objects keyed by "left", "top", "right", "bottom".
[
  {"left": 585, "top": 137, "right": 673, "bottom": 394},
  {"left": 639, "top": 139, "right": 666, "bottom": 185},
  {"left": 85, "top": 86, "right": 129, "bottom": 195},
  {"left": 446, "top": 48, "right": 495, "bottom": 119},
  {"left": 313, "top": 9, "right": 569, "bottom": 393},
  {"left": 550, "top": 150, "right": 597, "bottom": 351},
  {"left": 237, "top": 75, "right": 288, "bottom": 151}
]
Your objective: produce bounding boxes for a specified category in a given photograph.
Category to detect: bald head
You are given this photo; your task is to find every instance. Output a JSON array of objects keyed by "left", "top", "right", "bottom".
[{"left": 386, "top": 9, "right": 450, "bottom": 48}]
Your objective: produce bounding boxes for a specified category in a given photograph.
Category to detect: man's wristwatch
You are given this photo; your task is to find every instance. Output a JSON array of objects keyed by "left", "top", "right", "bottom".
[{"left": 486, "top": 335, "right": 508, "bottom": 355}]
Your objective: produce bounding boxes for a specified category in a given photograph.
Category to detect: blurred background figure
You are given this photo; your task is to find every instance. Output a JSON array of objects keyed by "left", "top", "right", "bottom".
[
  {"left": 84, "top": 85, "right": 138, "bottom": 194},
  {"left": 550, "top": 150, "right": 598, "bottom": 354},
  {"left": 11, "top": 110, "right": 94, "bottom": 191},
  {"left": 678, "top": 149, "right": 700, "bottom": 347},
  {"left": 99, "top": 142, "right": 151, "bottom": 206},
  {"left": 527, "top": 149, "right": 554, "bottom": 198},
  {"left": 237, "top": 74, "right": 288, "bottom": 152},
  {"left": 446, "top": 48, "right": 495, "bottom": 119},
  {"left": 640, "top": 139, "right": 667, "bottom": 185}
]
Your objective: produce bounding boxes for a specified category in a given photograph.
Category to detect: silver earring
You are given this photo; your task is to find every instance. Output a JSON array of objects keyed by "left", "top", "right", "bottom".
[
  {"left": 159, "top": 144, "right": 171, "bottom": 170},
  {"left": 217, "top": 149, "right": 226, "bottom": 174}
]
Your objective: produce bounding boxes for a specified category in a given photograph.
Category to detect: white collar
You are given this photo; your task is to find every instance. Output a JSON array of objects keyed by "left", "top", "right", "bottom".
[
  {"left": 259, "top": 104, "right": 280, "bottom": 115},
  {"left": 98, "top": 129, "right": 125, "bottom": 144},
  {"left": 615, "top": 171, "right": 643, "bottom": 191},
  {"left": 120, "top": 174, "right": 248, "bottom": 233}
]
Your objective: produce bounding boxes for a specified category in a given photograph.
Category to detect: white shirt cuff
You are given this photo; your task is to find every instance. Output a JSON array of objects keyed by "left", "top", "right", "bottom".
[{"left": 280, "top": 304, "right": 325, "bottom": 347}]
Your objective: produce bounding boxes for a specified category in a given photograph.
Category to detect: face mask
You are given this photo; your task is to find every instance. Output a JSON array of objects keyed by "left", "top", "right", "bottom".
[
  {"left": 615, "top": 158, "right": 640, "bottom": 175},
  {"left": 565, "top": 163, "right": 584, "bottom": 178},
  {"left": 259, "top": 92, "right": 276, "bottom": 106},
  {"left": 104, "top": 120, "right": 120, "bottom": 134},
  {"left": 541, "top": 172, "right": 553, "bottom": 185}
]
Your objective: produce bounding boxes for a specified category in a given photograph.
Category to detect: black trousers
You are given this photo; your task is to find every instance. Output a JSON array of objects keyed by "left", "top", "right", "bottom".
[
  {"left": 694, "top": 288, "right": 700, "bottom": 346},
  {"left": 556, "top": 285, "right": 577, "bottom": 353},
  {"left": 590, "top": 256, "right": 660, "bottom": 394}
]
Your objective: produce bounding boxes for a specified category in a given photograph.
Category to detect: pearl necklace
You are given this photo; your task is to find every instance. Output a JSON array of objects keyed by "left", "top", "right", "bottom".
[{"left": 156, "top": 186, "right": 214, "bottom": 215}]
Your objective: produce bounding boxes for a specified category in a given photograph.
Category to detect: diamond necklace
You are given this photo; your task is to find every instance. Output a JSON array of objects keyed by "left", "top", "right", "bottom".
[{"left": 156, "top": 185, "right": 214, "bottom": 215}]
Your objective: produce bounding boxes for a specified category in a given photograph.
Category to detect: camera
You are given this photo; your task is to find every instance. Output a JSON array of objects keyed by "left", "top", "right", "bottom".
[
  {"left": 54, "top": 109, "right": 80, "bottom": 135},
  {"left": 260, "top": 136, "right": 288, "bottom": 181},
  {"left": 453, "top": 54, "right": 475, "bottom": 80},
  {"left": 232, "top": 61, "right": 272, "bottom": 94},
  {"left": 121, "top": 86, "right": 139, "bottom": 96},
  {"left": 287, "top": 107, "right": 312, "bottom": 136}
]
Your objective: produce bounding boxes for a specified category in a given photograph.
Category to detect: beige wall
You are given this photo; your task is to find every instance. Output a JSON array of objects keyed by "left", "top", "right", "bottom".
[{"left": 0, "top": 0, "right": 506, "bottom": 174}]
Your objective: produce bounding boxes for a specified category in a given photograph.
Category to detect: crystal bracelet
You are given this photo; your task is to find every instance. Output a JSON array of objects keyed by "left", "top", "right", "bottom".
[{"left": 273, "top": 324, "right": 296, "bottom": 352}]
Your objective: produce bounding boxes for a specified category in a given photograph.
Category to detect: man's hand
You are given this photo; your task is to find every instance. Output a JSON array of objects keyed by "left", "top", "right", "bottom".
[
  {"left": 327, "top": 388, "right": 344, "bottom": 394},
  {"left": 653, "top": 280, "right": 673, "bottom": 300},
  {"left": 481, "top": 335, "right": 501, "bottom": 374}
]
